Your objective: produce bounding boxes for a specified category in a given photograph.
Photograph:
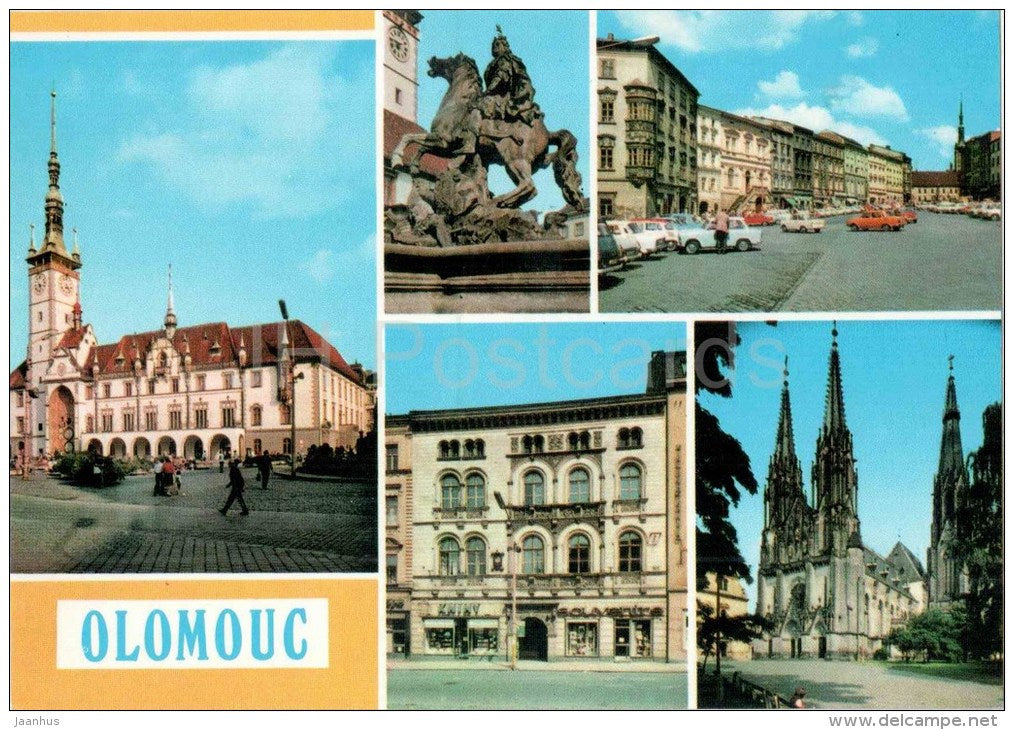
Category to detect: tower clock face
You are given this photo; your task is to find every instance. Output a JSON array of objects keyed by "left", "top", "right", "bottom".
[
  {"left": 389, "top": 25, "right": 409, "bottom": 62},
  {"left": 32, "top": 274, "right": 45, "bottom": 295},
  {"left": 59, "top": 274, "right": 74, "bottom": 296}
]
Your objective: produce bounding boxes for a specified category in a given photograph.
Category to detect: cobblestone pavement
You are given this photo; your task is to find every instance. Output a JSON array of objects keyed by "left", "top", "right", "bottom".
[
  {"left": 387, "top": 666, "right": 689, "bottom": 709},
  {"left": 10, "top": 467, "right": 376, "bottom": 574},
  {"left": 723, "top": 659, "right": 1002, "bottom": 710},
  {"left": 599, "top": 213, "right": 1001, "bottom": 313}
]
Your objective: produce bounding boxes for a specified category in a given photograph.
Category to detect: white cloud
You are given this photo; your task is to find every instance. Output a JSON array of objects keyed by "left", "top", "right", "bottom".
[
  {"left": 846, "top": 11, "right": 864, "bottom": 26},
  {"left": 846, "top": 37, "right": 879, "bottom": 58},
  {"left": 116, "top": 45, "right": 370, "bottom": 219},
  {"left": 918, "top": 125, "right": 958, "bottom": 160},
  {"left": 735, "top": 102, "right": 887, "bottom": 147},
  {"left": 757, "top": 70, "right": 804, "bottom": 100},
  {"left": 614, "top": 10, "right": 835, "bottom": 53},
  {"left": 299, "top": 248, "right": 336, "bottom": 284},
  {"left": 828, "top": 75, "right": 909, "bottom": 121}
]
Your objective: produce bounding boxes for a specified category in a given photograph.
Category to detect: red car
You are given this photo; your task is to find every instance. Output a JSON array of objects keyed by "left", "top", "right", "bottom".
[
  {"left": 743, "top": 212, "right": 775, "bottom": 226},
  {"left": 889, "top": 208, "right": 918, "bottom": 224},
  {"left": 846, "top": 210, "right": 906, "bottom": 231}
]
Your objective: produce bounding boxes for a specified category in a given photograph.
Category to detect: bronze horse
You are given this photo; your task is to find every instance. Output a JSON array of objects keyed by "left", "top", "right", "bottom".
[{"left": 390, "top": 53, "right": 585, "bottom": 211}]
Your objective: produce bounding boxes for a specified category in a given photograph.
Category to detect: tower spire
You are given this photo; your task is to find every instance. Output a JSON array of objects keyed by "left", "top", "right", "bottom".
[
  {"left": 773, "top": 355, "right": 797, "bottom": 462},
  {"left": 42, "top": 87, "right": 66, "bottom": 253},
  {"left": 164, "top": 264, "right": 177, "bottom": 337},
  {"left": 938, "top": 355, "right": 963, "bottom": 473},
  {"left": 957, "top": 97, "right": 965, "bottom": 144},
  {"left": 822, "top": 321, "right": 847, "bottom": 434}
]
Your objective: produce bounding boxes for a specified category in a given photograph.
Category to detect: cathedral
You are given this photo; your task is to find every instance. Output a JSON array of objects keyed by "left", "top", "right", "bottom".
[
  {"left": 753, "top": 325, "right": 966, "bottom": 659},
  {"left": 9, "top": 91, "right": 374, "bottom": 468}
]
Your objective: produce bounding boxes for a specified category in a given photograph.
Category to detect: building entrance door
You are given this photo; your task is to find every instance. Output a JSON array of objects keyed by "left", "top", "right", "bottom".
[
  {"left": 615, "top": 622, "right": 630, "bottom": 657},
  {"left": 818, "top": 636, "right": 827, "bottom": 659},
  {"left": 518, "top": 617, "right": 548, "bottom": 661}
]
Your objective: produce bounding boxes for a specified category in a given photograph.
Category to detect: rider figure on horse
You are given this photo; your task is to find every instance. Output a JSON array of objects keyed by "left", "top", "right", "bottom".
[{"left": 480, "top": 26, "right": 541, "bottom": 127}]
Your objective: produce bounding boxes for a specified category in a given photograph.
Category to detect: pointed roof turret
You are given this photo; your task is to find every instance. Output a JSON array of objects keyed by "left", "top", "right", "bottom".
[
  {"left": 773, "top": 356, "right": 797, "bottom": 462},
  {"left": 937, "top": 355, "right": 964, "bottom": 474},
  {"left": 821, "top": 321, "right": 848, "bottom": 434},
  {"left": 28, "top": 223, "right": 37, "bottom": 256},
  {"left": 957, "top": 98, "right": 965, "bottom": 144},
  {"left": 28, "top": 88, "right": 79, "bottom": 270},
  {"left": 164, "top": 264, "right": 177, "bottom": 336}
]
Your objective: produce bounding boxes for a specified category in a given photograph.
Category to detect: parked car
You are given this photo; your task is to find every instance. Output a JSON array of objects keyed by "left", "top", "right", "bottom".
[
  {"left": 629, "top": 218, "right": 680, "bottom": 251},
  {"left": 678, "top": 217, "right": 762, "bottom": 254},
  {"left": 846, "top": 210, "right": 907, "bottom": 231},
  {"left": 597, "top": 224, "right": 627, "bottom": 274},
  {"left": 743, "top": 212, "right": 775, "bottom": 227},
  {"left": 888, "top": 208, "right": 918, "bottom": 224},
  {"left": 623, "top": 220, "right": 666, "bottom": 256},
  {"left": 781, "top": 214, "right": 825, "bottom": 233},
  {"left": 605, "top": 221, "right": 645, "bottom": 259}
]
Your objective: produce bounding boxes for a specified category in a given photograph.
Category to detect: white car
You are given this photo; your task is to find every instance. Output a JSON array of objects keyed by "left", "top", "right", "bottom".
[
  {"left": 781, "top": 214, "right": 825, "bottom": 233},
  {"left": 605, "top": 221, "right": 645, "bottom": 259},
  {"left": 678, "top": 217, "right": 762, "bottom": 254},
  {"left": 623, "top": 220, "right": 665, "bottom": 256}
]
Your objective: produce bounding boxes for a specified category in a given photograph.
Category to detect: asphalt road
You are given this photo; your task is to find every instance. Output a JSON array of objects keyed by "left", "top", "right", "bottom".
[
  {"left": 599, "top": 212, "right": 1002, "bottom": 313},
  {"left": 10, "top": 467, "right": 377, "bottom": 573},
  {"left": 387, "top": 666, "right": 689, "bottom": 710}
]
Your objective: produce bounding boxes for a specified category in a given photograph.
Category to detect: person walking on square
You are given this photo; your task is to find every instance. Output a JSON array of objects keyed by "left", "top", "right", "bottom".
[
  {"left": 219, "top": 459, "right": 249, "bottom": 516},
  {"left": 161, "top": 457, "right": 175, "bottom": 497},
  {"left": 257, "top": 449, "right": 272, "bottom": 490},
  {"left": 218, "top": 450, "right": 225, "bottom": 473},
  {"left": 714, "top": 208, "right": 730, "bottom": 255},
  {"left": 152, "top": 457, "right": 164, "bottom": 496},
  {"left": 790, "top": 686, "right": 807, "bottom": 709}
]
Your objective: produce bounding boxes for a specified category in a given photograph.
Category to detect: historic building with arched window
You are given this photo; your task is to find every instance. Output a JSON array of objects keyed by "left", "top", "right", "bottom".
[{"left": 385, "top": 350, "right": 687, "bottom": 663}]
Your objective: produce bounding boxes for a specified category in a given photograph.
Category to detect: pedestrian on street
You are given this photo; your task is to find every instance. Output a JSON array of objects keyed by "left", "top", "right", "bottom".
[
  {"left": 257, "top": 450, "right": 272, "bottom": 489},
  {"left": 714, "top": 208, "right": 730, "bottom": 255},
  {"left": 218, "top": 450, "right": 225, "bottom": 474},
  {"left": 152, "top": 457, "right": 164, "bottom": 496},
  {"left": 162, "top": 458, "right": 176, "bottom": 497},
  {"left": 790, "top": 686, "right": 807, "bottom": 709},
  {"left": 219, "top": 459, "right": 249, "bottom": 516}
]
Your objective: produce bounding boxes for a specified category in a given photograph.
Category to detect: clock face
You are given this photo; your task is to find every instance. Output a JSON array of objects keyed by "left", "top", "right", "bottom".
[
  {"left": 389, "top": 25, "right": 409, "bottom": 62},
  {"left": 59, "top": 274, "right": 74, "bottom": 296},
  {"left": 32, "top": 274, "right": 45, "bottom": 295}
]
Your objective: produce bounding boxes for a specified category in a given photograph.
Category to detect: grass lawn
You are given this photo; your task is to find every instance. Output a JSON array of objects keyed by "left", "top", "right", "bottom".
[{"left": 881, "top": 661, "right": 1002, "bottom": 686}]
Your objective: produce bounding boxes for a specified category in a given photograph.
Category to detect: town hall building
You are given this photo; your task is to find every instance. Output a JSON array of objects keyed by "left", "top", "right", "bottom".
[{"left": 10, "top": 92, "right": 374, "bottom": 467}]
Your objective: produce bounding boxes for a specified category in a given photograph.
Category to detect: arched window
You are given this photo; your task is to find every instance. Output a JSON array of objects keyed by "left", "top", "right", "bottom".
[
  {"left": 618, "top": 428, "right": 630, "bottom": 447},
  {"left": 533, "top": 435, "right": 544, "bottom": 453},
  {"left": 282, "top": 437, "right": 292, "bottom": 455},
  {"left": 522, "top": 435, "right": 533, "bottom": 454},
  {"left": 439, "top": 440, "right": 450, "bottom": 459},
  {"left": 466, "top": 537, "right": 486, "bottom": 576},
  {"left": 251, "top": 405, "right": 262, "bottom": 426},
  {"left": 569, "top": 468, "right": 590, "bottom": 503},
  {"left": 441, "top": 474, "right": 462, "bottom": 509},
  {"left": 159, "top": 352, "right": 168, "bottom": 368},
  {"left": 466, "top": 473, "right": 486, "bottom": 509},
  {"left": 475, "top": 439, "right": 485, "bottom": 457},
  {"left": 568, "top": 432, "right": 578, "bottom": 450},
  {"left": 630, "top": 427, "right": 642, "bottom": 448},
  {"left": 522, "top": 535, "right": 544, "bottom": 574},
  {"left": 524, "top": 471, "right": 545, "bottom": 506},
  {"left": 568, "top": 533, "right": 591, "bottom": 574},
  {"left": 619, "top": 463, "right": 642, "bottom": 500},
  {"left": 438, "top": 537, "right": 460, "bottom": 576},
  {"left": 464, "top": 439, "right": 475, "bottom": 458},
  {"left": 579, "top": 431, "right": 590, "bottom": 450},
  {"left": 618, "top": 531, "right": 642, "bottom": 572},
  {"left": 449, "top": 440, "right": 460, "bottom": 459}
]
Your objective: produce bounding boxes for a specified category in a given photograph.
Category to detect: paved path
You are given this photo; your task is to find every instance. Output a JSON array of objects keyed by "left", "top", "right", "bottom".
[
  {"left": 723, "top": 659, "right": 1002, "bottom": 710},
  {"left": 387, "top": 665, "right": 688, "bottom": 709},
  {"left": 10, "top": 468, "right": 376, "bottom": 573},
  {"left": 600, "top": 212, "right": 1001, "bottom": 313}
]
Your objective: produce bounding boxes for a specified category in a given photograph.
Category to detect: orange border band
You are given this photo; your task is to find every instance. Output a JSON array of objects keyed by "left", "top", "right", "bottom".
[{"left": 10, "top": 10, "right": 374, "bottom": 34}]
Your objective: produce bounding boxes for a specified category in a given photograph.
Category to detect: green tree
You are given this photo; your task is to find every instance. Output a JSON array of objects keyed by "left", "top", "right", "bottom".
[
  {"left": 887, "top": 608, "right": 964, "bottom": 663},
  {"left": 695, "top": 321, "right": 758, "bottom": 589},
  {"left": 697, "top": 602, "right": 771, "bottom": 672},
  {"left": 953, "top": 403, "right": 1002, "bottom": 661}
]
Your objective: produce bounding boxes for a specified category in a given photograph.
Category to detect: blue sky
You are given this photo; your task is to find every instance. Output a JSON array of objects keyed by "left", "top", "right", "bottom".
[
  {"left": 416, "top": 10, "right": 590, "bottom": 213},
  {"left": 600, "top": 11, "right": 1000, "bottom": 171},
  {"left": 10, "top": 41, "right": 376, "bottom": 372},
  {"left": 385, "top": 322, "right": 685, "bottom": 414},
  {"left": 697, "top": 319, "right": 1002, "bottom": 608}
]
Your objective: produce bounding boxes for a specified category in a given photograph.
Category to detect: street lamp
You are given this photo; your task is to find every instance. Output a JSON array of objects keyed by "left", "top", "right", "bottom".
[
  {"left": 494, "top": 490, "right": 520, "bottom": 670},
  {"left": 279, "top": 299, "right": 304, "bottom": 476}
]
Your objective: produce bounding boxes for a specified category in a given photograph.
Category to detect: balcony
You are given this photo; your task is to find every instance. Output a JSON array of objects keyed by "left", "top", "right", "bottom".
[{"left": 506, "top": 501, "right": 605, "bottom": 526}]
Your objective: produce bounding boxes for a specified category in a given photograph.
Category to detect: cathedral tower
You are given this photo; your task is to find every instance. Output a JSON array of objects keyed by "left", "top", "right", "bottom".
[{"left": 928, "top": 357, "right": 968, "bottom": 608}]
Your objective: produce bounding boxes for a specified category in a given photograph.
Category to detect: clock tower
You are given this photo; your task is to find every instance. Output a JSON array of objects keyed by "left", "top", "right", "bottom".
[
  {"left": 382, "top": 10, "right": 422, "bottom": 124},
  {"left": 26, "top": 89, "right": 82, "bottom": 381}
]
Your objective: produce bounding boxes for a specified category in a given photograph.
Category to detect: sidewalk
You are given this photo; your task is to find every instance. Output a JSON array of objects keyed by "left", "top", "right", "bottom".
[{"left": 388, "top": 658, "right": 686, "bottom": 673}]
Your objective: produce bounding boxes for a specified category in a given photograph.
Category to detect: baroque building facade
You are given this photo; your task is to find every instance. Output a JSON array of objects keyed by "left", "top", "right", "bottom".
[
  {"left": 385, "top": 351, "right": 688, "bottom": 662},
  {"left": 717, "top": 111, "right": 771, "bottom": 213},
  {"left": 755, "top": 327, "right": 927, "bottom": 659},
  {"left": 10, "top": 92, "right": 374, "bottom": 466},
  {"left": 597, "top": 34, "right": 699, "bottom": 219}
]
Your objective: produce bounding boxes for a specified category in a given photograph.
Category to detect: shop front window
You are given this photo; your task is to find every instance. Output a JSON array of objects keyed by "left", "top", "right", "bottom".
[
  {"left": 614, "top": 619, "right": 652, "bottom": 658},
  {"left": 425, "top": 625, "right": 456, "bottom": 654},
  {"left": 469, "top": 623, "right": 499, "bottom": 654},
  {"left": 566, "top": 622, "right": 598, "bottom": 657}
]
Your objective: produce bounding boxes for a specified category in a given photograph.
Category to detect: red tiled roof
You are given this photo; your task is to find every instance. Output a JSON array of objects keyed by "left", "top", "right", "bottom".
[
  {"left": 383, "top": 109, "right": 449, "bottom": 176},
  {"left": 57, "top": 327, "right": 86, "bottom": 350},
  {"left": 229, "top": 319, "right": 361, "bottom": 382},
  {"left": 10, "top": 361, "right": 27, "bottom": 389},
  {"left": 911, "top": 170, "right": 960, "bottom": 187}
]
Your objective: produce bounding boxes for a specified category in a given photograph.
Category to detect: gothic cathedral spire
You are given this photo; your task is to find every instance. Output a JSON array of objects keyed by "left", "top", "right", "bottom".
[{"left": 957, "top": 98, "right": 965, "bottom": 144}]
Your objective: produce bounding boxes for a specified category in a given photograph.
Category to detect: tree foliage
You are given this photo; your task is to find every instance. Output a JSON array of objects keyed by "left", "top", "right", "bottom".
[
  {"left": 953, "top": 403, "right": 1002, "bottom": 660},
  {"left": 697, "top": 601, "right": 771, "bottom": 671},
  {"left": 53, "top": 452, "right": 128, "bottom": 487},
  {"left": 695, "top": 321, "right": 758, "bottom": 589},
  {"left": 887, "top": 608, "right": 966, "bottom": 663}
]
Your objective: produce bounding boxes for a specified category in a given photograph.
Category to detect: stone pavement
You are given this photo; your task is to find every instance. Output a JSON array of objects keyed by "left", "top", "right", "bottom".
[
  {"left": 10, "top": 467, "right": 376, "bottom": 573},
  {"left": 722, "top": 659, "right": 1002, "bottom": 710},
  {"left": 600, "top": 212, "right": 1001, "bottom": 313}
]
